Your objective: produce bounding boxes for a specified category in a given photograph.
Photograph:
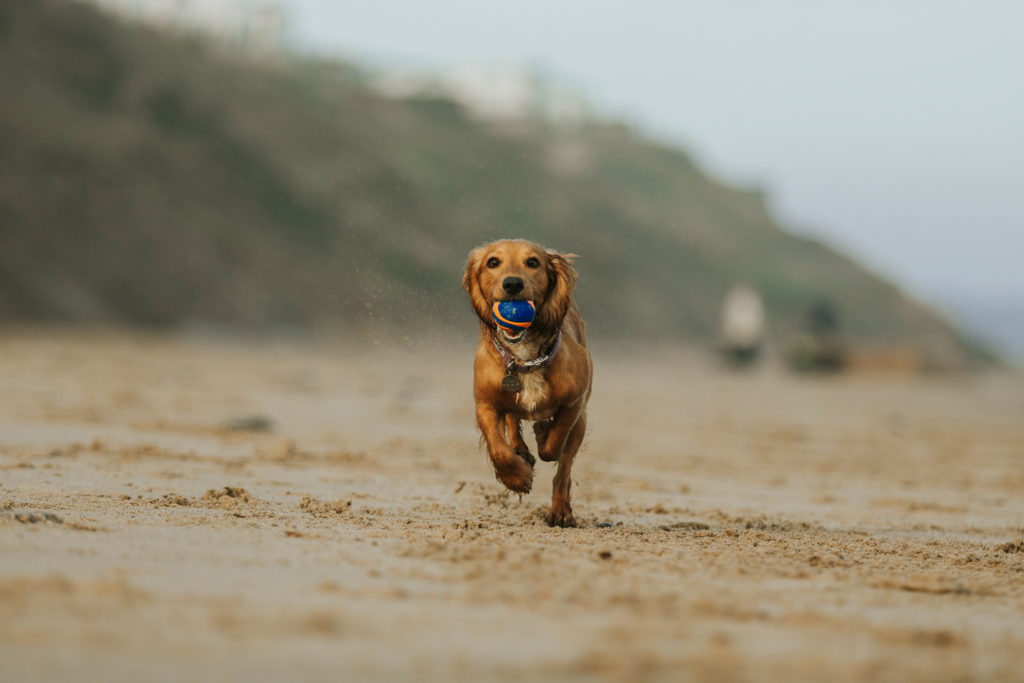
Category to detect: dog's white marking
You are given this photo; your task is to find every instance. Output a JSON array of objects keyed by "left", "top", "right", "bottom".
[
  {"left": 518, "top": 372, "right": 549, "bottom": 415},
  {"left": 500, "top": 336, "right": 552, "bottom": 417}
]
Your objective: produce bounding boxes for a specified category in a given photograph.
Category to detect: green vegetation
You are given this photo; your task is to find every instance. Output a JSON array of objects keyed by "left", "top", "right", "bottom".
[{"left": 0, "top": 0, "right": 975, "bottom": 362}]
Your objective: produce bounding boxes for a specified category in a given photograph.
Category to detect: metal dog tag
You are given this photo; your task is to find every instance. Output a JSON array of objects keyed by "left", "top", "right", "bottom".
[{"left": 501, "top": 374, "right": 523, "bottom": 393}]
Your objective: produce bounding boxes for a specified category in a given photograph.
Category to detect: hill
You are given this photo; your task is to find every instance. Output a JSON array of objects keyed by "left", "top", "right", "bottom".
[{"left": 0, "top": 0, "right": 978, "bottom": 363}]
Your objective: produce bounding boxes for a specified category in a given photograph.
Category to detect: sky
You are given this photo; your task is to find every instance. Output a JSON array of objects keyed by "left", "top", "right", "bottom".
[{"left": 275, "top": 1, "right": 1023, "bottom": 314}]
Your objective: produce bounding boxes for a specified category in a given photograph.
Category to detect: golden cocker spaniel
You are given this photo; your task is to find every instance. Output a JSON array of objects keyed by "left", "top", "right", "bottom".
[{"left": 462, "top": 239, "right": 593, "bottom": 527}]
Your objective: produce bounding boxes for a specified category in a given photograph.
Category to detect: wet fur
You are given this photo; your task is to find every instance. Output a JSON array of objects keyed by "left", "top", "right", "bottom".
[{"left": 462, "top": 239, "right": 593, "bottom": 527}]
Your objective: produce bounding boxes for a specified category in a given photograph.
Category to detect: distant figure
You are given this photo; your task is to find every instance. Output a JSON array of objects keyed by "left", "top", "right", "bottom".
[
  {"left": 788, "top": 298, "right": 847, "bottom": 372},
  {"left": 807, "top": 299, "right": 840, "bottom": 336},
  {"left": 719, "top": 284, "right": 766, "bottom": 366}
]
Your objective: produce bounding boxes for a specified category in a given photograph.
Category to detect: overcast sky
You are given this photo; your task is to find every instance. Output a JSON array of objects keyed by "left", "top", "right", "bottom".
[{"left": 277, "top": 0, "right": 1023, "bottom": 309}]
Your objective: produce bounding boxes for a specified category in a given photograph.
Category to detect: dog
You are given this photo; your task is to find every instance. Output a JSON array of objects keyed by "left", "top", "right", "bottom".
[{"left": 461, "top": 239, "right": 593, "bottom": 527}]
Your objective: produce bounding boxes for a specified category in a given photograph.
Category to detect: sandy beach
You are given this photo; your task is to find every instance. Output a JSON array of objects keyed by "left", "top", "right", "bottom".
[{"left": 1, "top": 330, "right": 1022, "bottom": 682}]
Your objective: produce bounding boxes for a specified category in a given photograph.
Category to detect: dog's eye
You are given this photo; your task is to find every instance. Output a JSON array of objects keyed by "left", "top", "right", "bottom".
[
  {"left": 486, "top": 257, "right": 501, "bottom": 268},
  {"left": 525, "top": 257, "right": 540, "bottom": 268}
]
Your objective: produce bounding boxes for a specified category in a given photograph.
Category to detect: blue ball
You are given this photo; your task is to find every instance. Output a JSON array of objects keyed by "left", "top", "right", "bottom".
[{"left": 493, "top": 300, "right": 535, "bottom": 334}]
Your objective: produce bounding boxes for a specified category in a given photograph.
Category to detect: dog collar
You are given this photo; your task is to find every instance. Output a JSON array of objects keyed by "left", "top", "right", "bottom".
[{"left": 490, "top": 331, "right": 561, "bottom": 374}]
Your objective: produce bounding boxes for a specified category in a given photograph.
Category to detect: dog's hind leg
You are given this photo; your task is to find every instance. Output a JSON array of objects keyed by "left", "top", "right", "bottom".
[
  {"left": 476, "top": 403, "right": 534, "bottom": 493},
  {"left": 547, "top": 412, "right": 586, "bottom": 528}
]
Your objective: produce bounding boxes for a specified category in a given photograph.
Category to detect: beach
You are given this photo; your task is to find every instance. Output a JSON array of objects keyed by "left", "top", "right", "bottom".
[{"left": 1, "top": 330, "right": 1022, "bottom": 681}]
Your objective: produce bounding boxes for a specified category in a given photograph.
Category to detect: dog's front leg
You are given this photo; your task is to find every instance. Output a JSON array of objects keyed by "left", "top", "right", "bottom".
[
  {"left": 535, "top": 399, "right": 585, "bottom": 464},
  {"left": 476, "top": 402, "right": 534, "bottom": 493},
  {"left": 505, "top": 414, "right": 536, "bottom": 468}
]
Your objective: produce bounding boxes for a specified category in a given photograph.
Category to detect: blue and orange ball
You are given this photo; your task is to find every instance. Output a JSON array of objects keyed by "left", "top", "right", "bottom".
[{"left": 492, "top": 300, "right": 535, "bottom": 336}]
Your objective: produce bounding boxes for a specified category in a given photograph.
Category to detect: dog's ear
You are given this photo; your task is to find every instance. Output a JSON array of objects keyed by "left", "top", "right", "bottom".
[
  {"left": 536, "top": 250, "right": 578, "bottom": 330},
  {"left": 462, "top": 246, "right": 492, "bottom": 323}
]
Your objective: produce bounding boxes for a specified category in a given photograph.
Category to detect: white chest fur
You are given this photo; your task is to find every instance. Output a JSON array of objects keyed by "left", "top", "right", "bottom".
[
  {"left": 505, "top": 337, "right": 553, "bottom": 418},
  {"left": 516, "top": 371, "right": 550, "bottom": 415}
]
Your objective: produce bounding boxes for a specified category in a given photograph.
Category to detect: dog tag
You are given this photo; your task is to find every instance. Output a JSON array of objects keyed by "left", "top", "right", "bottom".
[{"left": 501, "top": 374, "right": 523, "bottom": 393}]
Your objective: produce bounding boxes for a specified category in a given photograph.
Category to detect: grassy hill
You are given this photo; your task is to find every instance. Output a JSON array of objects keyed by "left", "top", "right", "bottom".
[{"left": 0, "top": 0, "right": 977, "bottom": 362}]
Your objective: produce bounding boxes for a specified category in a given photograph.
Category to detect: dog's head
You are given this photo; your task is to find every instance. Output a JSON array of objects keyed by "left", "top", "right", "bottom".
[{"left": 462, "top": 239, "right": 578, "bottom": 342}]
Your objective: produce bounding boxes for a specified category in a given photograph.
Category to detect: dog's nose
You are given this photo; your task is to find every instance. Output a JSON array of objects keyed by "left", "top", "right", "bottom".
[{"left": 502, "top": 277, "right": 525, "bottom": 296}]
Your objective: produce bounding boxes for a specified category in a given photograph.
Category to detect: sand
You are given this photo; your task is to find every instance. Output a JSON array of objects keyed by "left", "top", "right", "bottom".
[{"left": 1, "top": 329, "right": 1022, "bottom": 682}]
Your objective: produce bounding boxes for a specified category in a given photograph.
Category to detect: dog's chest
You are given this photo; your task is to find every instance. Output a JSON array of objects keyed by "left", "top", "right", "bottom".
[
  {"left": 502, "top": 337, "right": 557, "bottom": 419},
  {"left": 515, "top": 371, "right": 550, "bottom": 417}
]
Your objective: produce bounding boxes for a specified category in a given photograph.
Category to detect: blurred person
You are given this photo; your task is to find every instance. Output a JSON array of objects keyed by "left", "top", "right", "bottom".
[
  {"left": 787, "top": 298, "right": 847, "bottom": 372},
  {"left": 718, "top": 283, "right": 765, "bottom": 367}
]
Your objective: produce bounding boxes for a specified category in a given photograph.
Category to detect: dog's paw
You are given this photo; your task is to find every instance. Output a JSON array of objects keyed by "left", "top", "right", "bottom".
[
  {"left": 494, "top": 456, "right": 533, "bottom": 494},
  {"left": 537, "top": 448, "right": 560, "bottom": 463},
  {"left": 533, "top": 420, "right": 553, "bottom": 453},
  {"left": 514, "top": 446, "right": 536, "bottom": 467},
  {"left": 546, "top": 504, "right": 577, "bottom": 528},
  {"left": 533, "top": 420, "right": 561, "bottom": 462}
]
